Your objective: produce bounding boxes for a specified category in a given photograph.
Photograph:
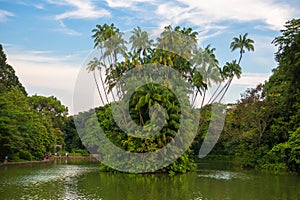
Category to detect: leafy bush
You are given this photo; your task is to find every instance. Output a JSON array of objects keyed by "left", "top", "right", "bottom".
[
  {"left": 35, "top": 151, "right": 45, "bottom": 160},
  {"left": 19, "top": 150, "right": 33, "bottom": 161},
  {"left": 260, "top": 128, "right": 300, "bottom": 174},
  {"left": 73, "top": 149, "right": 90, "bottom": 156}
]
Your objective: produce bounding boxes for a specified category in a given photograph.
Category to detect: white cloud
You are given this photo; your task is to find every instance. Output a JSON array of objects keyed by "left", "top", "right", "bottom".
[
  {"left": 0, "top": 9, "right": 15, "bottom": 22},
  {"left": 4, "top": 45, "right": 86, "bottom": 114},
  {"left": 232, "top": 73, "right": 271, "bottom": 86},
  {"left": 47, "top": 0, "right": 110, "bottom": 20},
  {"left": 55, "top": 27, "right": 82, "bottom": 36},
  {"left": 34, "top": 4, "right": 44, "bottom": 9},
  {"left": 55, "top": 20, "right": 82, "bottom": 36},
  {"left": 155, "top": 0, "right": 296, "bottom": 30},
  {"left": 106, "top": 0, "right": 155, "bottom": 8}
]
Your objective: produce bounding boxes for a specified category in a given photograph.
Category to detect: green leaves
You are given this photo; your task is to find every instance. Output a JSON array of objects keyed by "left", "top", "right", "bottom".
[
  {"left": 0, "top": 46, "right": 70, "bottom": 161},
  {"left": 0, "top": 45, "right": 26, "bottom": 95},
  {"left": 0, "top": 88, "right": 54, "bottom": 161},
  {"left": 230, "top": 33, "right": 254, "bottom": 64},
  {"left": 222, "top": 60, "right": 241, "bottom": 79}
]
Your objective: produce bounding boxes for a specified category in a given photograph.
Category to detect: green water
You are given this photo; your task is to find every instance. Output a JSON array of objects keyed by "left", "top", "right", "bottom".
[{"left": 0, "top": 160, "right": 299, "bottom": 200}]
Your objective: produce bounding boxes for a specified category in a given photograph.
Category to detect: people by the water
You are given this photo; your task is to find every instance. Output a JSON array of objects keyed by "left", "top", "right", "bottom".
[{"left": 4, "top": 155, "right": 8, "bottom": 163}]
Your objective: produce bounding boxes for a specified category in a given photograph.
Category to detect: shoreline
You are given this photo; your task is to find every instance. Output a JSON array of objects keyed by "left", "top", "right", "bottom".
[
  {"left": 0, "top": 155, "right": 99, "bottom": 167},
  {"left": 0, "top": 159, "right": 52, "bottom": 167}
]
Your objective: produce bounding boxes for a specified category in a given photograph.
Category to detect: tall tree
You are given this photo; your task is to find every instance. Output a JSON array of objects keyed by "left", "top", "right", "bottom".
[
  {"left": 0, "top": 44, "right": 26, "bottom": 95},
  {"left": 212, "top": 33, "right": 254, "bottom": 102},
  {"left": 129, "top": 26, "right": 153, "bottom": 57},
  {"left": 230, "top": 33, "right": 255, "bottom": 65}
]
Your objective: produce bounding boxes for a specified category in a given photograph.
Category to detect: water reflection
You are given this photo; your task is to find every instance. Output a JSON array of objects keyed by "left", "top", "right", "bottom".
[
  {"left": 0, "top": 161, "right": 299, "bottom": 200},
  {"left": 198, "top": 170, "right": 251, "bottom": 180}
]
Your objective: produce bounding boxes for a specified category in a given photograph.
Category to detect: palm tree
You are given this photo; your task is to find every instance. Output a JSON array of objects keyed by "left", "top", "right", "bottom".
[
  {"left": 90, "top": 23, "right": 127, "bottom": 104},
  {"left": 200, "top": 45, "right": 221, "bottom": 107},
  {"left": 230, "top": 33, "right": 254, "bottom": 65},
  {"left": 86, "top": 58, "right": 105, "bottom": 105},
  {"left": 191, "top": 45, "right": 221, "bottom": 107},
  {"left": 210, "top": 33, "right": 254, "bottom": 103},
  {"left": 219, "top": 60, "right": 242, "bottom": 100},
  {"left": 129, "top": 26, "right": 153, "bottom": 58}
]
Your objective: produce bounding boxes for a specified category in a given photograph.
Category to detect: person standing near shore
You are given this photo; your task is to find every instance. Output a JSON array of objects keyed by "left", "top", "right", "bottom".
[{"left": 4, "top": 155, "right": 8, "bottom": 163}]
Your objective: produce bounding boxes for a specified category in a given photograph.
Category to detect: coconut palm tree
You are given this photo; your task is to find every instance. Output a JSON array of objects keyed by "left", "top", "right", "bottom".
[
  {"left": 86, "top": 58, "right": 105, "bottom": 105},
  {"left": 230, "top": 33, "right": 254, "bottom": 65},
  {"left": 191, "top": 45, "right": 221, "bottom": 107},
  {"left": 210, "top": 33, "right": 254, "bottom": 103},
  {"left": 129, "top": 26, "right": 153, "bottom": 58},
  {"left": 90, "top": 23, "right": 127, "bottom": 104},
  {"left": 199, "top": 45, "right": 221, "bottom": 107}
]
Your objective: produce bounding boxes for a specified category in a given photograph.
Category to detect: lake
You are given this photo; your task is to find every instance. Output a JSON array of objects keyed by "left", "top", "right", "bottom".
[{"left": 0, "top": 159, "right": 299, "bottom": 200}]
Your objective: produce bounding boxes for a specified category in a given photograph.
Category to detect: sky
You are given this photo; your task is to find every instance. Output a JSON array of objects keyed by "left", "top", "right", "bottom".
[{"left": 0, "top": 0, "right": 299, "bottom": 114}]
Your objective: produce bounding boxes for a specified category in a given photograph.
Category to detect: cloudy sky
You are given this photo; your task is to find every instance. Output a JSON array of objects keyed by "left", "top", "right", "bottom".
[{"left": 0, "top": 0, "right": 299, "bottom": 114}]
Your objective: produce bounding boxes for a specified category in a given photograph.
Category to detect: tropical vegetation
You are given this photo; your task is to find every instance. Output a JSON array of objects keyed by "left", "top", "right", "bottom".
[{"left": 0, "top": 18, "right": 299, "bottom": 175}]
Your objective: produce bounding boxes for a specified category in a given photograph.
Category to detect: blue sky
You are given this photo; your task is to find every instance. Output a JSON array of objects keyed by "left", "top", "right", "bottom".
[{"left": 0, "top": 0, "right": 299, "bottom": 114}]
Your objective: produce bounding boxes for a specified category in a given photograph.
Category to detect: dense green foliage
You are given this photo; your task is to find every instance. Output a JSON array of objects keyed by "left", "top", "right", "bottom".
[
  {"left": 2, "top": 18, "right": 299, "bottom": 176},
  {"left": 0, "top": 44, "right": 26, "bottom": 95},
  {"left": 64, "top": 116, "right": 86, "bottom": 153},
  {"left": 79, "top": 23, "right": 249, "bottom": 174},
  {"left": 210, "top": 19, "right": 300, "bottom": 174},
  {"left": 0, "top": 45, "right": 86, "bottom": 161}
]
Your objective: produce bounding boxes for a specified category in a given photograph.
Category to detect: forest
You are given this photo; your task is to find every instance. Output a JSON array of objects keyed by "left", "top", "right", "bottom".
[
  {"left": 0, "top": 18, "right": 299, "bottom": 175},
  {"left": 0, "top": 46, "right": 86, "bottom": 161}
]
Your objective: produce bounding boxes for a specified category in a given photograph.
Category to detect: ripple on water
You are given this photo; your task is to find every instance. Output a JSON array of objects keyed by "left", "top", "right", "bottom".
[
  {"left": 198, "top": 170, "right": 251, "bottom": 180},
  {"left": 2, "top": 165, "right": 99, "bottom": 186}
]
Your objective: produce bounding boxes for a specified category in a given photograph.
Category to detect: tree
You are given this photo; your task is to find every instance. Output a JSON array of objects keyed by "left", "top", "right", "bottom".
[
  {"left": 0, "top": 44, "right": 26, "bottom": 95},
  {"left": 0, "top": 88, "right": 51, "bottom": 161},
  {"left": 208, "top": 18, "right": 300, "bottom": 174},
  {"left": 198, "top": 45, "right": 221, "bottom": 107},
  {"left": 82, "top": 24, "right": 253, "bottom": 173},
  {"left": 210, "top": 33, "right": 254, "bottom": 102},
  {"left": 64, "top": 116, "right": 85, "bottom": 152},
  {"left": 129, "top": 26, "right": 153, "bottom": 57},
  {"left": 29, "top": 95, "right": 68, "bottom": 129},
  {"left": 90, "top": 23, "right": 127, "bottom": 103},
  {"left": 29, "top": 95, "right": 69, "bottom": 153},
  {"left": 230, "top": 33, "right": 255, "bottom": 65}
]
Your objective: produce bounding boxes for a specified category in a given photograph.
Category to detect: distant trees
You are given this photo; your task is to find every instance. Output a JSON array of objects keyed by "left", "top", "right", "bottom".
[
  {"left": 0, "top": 45, "right": 79, "bottom": 162},
  {"left": 211, "top": 18, "right": 300, "bottom": 174},
  {"left": 0, "top": 87, "right": 49, "bottom": 161}
]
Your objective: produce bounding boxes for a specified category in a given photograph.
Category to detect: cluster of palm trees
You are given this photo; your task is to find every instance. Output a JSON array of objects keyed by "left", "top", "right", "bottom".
[
  {"left": 83, "top": 24, "right": 254, "bottom": 173},
  {"left": 87, "top": 23, "right": 254, "bottom": 109}
]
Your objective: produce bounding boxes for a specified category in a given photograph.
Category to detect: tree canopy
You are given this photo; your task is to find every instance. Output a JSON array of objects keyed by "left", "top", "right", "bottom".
[
  {"left": 209, "top": 18, "right": 300, "bottom": 174},
  {"left": 0, "top": 45, "right": 83, "bottom": 161},
  {"left": 76, "top": 24, "right": 255, "bottom": 174}
]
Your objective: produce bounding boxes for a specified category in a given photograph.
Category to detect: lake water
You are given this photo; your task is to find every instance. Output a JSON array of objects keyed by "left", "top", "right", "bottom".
[{"left": 0, "top": 160, "right": 299, "bottom": 200}]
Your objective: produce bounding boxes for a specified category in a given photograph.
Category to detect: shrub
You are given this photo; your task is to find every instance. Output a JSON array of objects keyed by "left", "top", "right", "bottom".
[{"left": 19, "top": 150, "right": 33, "bottom": 161}]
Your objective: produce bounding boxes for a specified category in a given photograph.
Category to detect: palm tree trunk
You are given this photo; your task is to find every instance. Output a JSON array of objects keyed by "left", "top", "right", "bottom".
[
  {"left": 210, "top": 80, "right": 229, "bottom": 103},
  {"left": 207, "top": 82, "right": 221, "bottom": 104},
  {"left": 201, "top": 89, "right": 206, "bottom": 108},
  {"left": 192, "top": 89, "right": 199, "bottom": 107},
  {"left": 98, "top": 67, "right": 110, "bottom": 104},
  {"left": 93, "top": 70, "right": 105, "bottom": 105},
  {"left": 219, "top": 78, "right": 233, "bottom": 103},
  {"left": 238, "top": 51, "right": 243, "bottom": 65}
]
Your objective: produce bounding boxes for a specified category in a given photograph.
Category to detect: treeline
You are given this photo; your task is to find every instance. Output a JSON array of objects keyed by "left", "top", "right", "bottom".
[
  {"left": 0, "top": 44, "right": 86, "bottom": 162},
  {"left": 204, "top": 19, "right": 300, "bottom": 174},
  {"left": 1, "top": 18, "right": 299, "bottom": 175}
]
